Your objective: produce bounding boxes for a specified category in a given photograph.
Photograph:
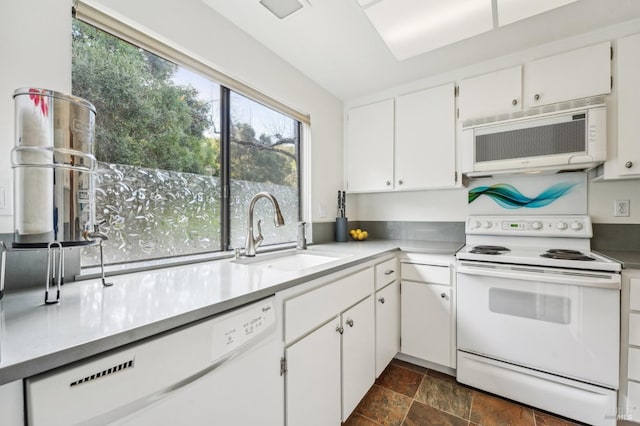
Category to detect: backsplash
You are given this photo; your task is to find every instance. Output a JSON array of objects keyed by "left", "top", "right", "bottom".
[{"left": 311, "top": 221, "right": 465, "bottom": 244}]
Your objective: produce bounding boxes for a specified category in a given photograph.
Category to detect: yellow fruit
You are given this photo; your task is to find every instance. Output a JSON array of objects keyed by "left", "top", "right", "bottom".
[
  {"left": 349, "top": 229, "right": 356, "bottom": 236},
  {"left": 361, "top": 231, "right": 368, "bottom": 239}
]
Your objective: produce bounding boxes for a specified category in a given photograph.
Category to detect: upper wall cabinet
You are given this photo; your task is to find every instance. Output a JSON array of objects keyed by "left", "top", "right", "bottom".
[
  {"left": 615, "top": 33, "right": 640, "bottom": 177},
  {"left": 602, "top": 33, "right": 640, "bottom": 179},
  {"left": 345, "top": 83, "right": 457, "bottom": 193},
  {"left": 345, "top": 99, "right": 394, "bottom": 192},
  {"left": 458, "top": 66, "right": 522, "bottom": 122},
  {"left": 458, "top": 42, "right": 611, "bottom": 124},
  {"left": 395, "top": 83, "right": 456, "bottom": 190},
  {"left": 525, "top": 41, "right": 611, "bottom": 107}
]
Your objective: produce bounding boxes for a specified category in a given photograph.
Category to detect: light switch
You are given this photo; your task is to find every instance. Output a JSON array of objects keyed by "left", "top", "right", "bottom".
[{"left": 0, "top": 186, "right": 4, "bottom": 210}]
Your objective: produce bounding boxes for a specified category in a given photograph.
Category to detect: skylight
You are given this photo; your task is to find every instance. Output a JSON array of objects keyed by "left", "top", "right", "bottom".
[{"left": 359, "top": 0, "right": 580, "bottom": 61}]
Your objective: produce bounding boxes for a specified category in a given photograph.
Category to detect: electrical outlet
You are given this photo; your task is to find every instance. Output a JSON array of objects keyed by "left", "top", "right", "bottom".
[
  {"left": 0, "top": 186, "right": 4, "bottom": 210},
  {"left": 614, "top": 199, "right": 630, "bottom": 217}
]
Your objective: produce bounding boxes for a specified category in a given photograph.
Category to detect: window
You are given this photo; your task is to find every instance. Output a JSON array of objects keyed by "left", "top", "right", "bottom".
[{"left": 72, "top": 20, "right": 301, "bottom": 266}]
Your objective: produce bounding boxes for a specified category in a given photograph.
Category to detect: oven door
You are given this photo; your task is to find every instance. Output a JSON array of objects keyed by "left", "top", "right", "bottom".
[{"left": 456, "top": 261, "right": 620, "bottom": 388}]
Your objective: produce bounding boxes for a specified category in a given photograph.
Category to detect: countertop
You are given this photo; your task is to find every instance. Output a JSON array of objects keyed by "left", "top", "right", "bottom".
[
  {"left": 0, "top": 240, "right": 461, "bottom": 386},
  {"left": 598, "top": 250, "right": 640, "bottom": 270}
]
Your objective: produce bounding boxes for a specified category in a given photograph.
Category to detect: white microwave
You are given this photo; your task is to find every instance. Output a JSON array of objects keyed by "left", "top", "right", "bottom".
[{"left": 461, "top": 105, "right": 606, "bottom": 176}]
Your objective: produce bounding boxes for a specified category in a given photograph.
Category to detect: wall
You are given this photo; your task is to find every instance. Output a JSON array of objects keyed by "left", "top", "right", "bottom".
[
  {"left": 0, "top": 0, "right": 72, "bottom": 232},
  {"left": 347, "top": 18, "right": 640, "bottom": 225},
  {"left": 0, "top": 0, "right": 344, "bottom": 236}
]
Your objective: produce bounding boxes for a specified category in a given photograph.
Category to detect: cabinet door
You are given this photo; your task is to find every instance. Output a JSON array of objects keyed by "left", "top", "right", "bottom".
[
  {"left": 616, "top": 33, "right": 640, "bottom": 176},
  {"left": 401, "top": 281, "right": 452, "bottom": 367},
  {"left": 342, "top": 296, "right": 375, "bottom": 421},
  {"left": 395, "top": 83, "right": 456, "bottom": 190},
  {"left": 458, "top": 66, "right": 522, "bottom": 122},
  {"left": 375, "top": 281, "right": 400, "bottom": 377},
  {"left": 526, "top": 42, "right": 611, "bottom": 107},
  {"left": 0, "top": 381, "right": 23, "bottom": 426},
  {"left": 286, "top": 319, "right": 342, "bottom": 426},
  {"left": 345, "top": 100, "right": 394, "bottom": 192}
]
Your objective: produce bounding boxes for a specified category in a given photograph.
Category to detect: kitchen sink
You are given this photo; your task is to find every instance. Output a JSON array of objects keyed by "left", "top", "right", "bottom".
[{"left": 232, "top": 249, "right": 348, "bottom": 271}]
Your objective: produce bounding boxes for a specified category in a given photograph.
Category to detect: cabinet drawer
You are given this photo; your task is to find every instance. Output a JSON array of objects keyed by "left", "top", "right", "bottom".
[
  {"left": 630, "top": 313, "right": 640, "bottom": 347},
  {"left": 375, "top": 258, "right": 397, "bottom": 290},
  {"left": 285, "top": 268, "right": 374, "bottom": 344},
  {"left": 401, "top": 263, "right": 450, "bottom": 285},
  {"left": 630, "top": 278, "right": 640, "bottom": 311},
  {"left": 629, "top": 347, "right": 640, "bottom": 381}
]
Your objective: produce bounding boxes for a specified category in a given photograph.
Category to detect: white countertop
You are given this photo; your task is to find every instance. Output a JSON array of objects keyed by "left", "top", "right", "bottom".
[{"left": 0, "top": 240, "right": 461, "bottom": 385}]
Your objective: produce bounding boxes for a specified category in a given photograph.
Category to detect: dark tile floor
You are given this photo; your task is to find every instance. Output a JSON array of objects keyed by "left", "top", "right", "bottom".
[{"left": 343, "top": 359, "right": 591, "bottom": 426}]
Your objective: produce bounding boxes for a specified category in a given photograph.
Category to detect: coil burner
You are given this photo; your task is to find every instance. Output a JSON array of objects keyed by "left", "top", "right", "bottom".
[{"left": 469, "top": 245, "right": 511, "bottom": 255}]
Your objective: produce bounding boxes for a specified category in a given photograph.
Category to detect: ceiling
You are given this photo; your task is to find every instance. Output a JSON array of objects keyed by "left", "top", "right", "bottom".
[{"left": 202, "top": 0, "right": 640, "bottom": 101}]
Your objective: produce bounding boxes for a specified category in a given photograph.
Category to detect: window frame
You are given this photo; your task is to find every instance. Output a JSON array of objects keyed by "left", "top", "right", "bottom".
[{"left": 73, "top": 4, "right": 306, "bottom": 266}]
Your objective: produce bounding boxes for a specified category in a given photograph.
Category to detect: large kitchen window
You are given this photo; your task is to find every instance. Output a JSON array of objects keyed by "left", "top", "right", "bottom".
[{"left": 72, "top": 19, "right": 301, "bottom": 266}]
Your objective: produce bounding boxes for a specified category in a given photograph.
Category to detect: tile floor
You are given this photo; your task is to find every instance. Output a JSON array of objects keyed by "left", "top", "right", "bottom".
[{"left": 343, "top": 359, "right": 593, "bottom": 426}]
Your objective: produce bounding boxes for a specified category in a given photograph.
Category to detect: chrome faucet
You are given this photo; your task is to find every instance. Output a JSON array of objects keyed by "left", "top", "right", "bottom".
[{"left": 245, "top": 192, "right": 285, "bottom": 257}]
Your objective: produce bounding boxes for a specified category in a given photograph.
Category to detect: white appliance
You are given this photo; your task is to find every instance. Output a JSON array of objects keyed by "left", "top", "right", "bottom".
[
  {"left": 461, "top": 103, "right": 606, "bottom": 176},
  {"left": 26, "top": 297, "right": 283, "bottom": 426},
  {"left": 456, "top": 215, "right": 621, "bottom": 426}
]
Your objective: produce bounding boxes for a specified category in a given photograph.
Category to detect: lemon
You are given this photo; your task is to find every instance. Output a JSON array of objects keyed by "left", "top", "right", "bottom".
[{"left": 362, "top": 231, "right": 368, "bottom": 239}]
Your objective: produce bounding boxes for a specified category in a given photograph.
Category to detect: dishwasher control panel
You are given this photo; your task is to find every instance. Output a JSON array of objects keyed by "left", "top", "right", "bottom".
[{"left": 211, "top": 299, "right": 276, "bottom": 362}]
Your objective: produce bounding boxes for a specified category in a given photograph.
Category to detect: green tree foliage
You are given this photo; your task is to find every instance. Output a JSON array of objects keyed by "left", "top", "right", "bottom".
[
  {"left": 72, "top": 20, "right": 218, "bottom": 175},
  {"left": 71, "top": 20, "right": 297, "bottom": 185},
  {"left": 231, "top": 123, "right": 297, "bottom": 186}
]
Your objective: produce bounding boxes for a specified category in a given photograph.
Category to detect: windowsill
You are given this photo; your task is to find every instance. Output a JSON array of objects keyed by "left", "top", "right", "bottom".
[{"left": 77, "top": 242, "right": 297, "bottom": 281}]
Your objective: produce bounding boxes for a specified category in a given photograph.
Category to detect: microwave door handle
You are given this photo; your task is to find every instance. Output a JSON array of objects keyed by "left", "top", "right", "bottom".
[{"left": 456, "top": 264, "right": 620, "bottom": 290}]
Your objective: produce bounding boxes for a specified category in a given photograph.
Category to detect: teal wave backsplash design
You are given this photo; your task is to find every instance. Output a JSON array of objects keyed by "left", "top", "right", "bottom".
[{"left": 468, "top": 182, "right": 578, "bottom": 209}]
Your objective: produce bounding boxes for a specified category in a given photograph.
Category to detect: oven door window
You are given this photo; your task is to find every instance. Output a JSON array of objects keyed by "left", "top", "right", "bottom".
[{"left": 488, "top": 288, "right": 570, "bottom": 325}]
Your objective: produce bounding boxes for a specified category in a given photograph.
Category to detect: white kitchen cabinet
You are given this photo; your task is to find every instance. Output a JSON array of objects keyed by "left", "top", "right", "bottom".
[
  {"left": 281, "top": 266, "right": 376, "bottom": 423},
  {"left": 0, "top": 381, "right": 23, "bottom": 426},
  {"left": 345, "top": 99, "right": 394, "bottom": 192},
  {"left": 458, "top": 66, "right": 522, "bottom": 122},
  {"left": 345, "top": 83, "right": 458, "bottom": 193},
  {"left": 526, "top": 41, "right": 611, "bottom": 107},
  {"left": 619, "top": 269, "right": 640, "bottom": 423},
  {"left": 401, "top": 281, "right": 452, "bottom": 367},
  {"left": 342, "top": 295, "right": 375, "bottom": 420},
  {"left": 375, "top": 280, "right": 400, "bottom": 377},
  {"left": 286, "top": 319, "right": 342, "bottom": 426},
  {"left": 605, "top": 33, "right": 640, "bottom": 178},
  {"left": 400, "top": 256, "right": 455, "bottom": 369},
  {"left": 395, "top": 83, "right": 456, "bottom": 189}
]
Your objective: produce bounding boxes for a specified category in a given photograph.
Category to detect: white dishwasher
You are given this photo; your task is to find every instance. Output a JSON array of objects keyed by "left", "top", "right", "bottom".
[{"left": 26, "top": 296, "right": 283, "bottom": 426}]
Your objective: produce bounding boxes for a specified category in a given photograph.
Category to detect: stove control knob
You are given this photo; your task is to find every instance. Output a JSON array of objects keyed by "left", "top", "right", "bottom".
[
  {"left": 571, "top": 221, "right": 583, "bottom": 230},
  {"left": 472, "top": 220, "right": 482, "bottom": 229},
  {"left": 556, "top": 221, "right": 568, "bottom": 230},
  {"left": 531, "top": 221, "right": 543, "bottom": 230},
  {"left": 484, "top": 221, "right": 493, "bottom": 229}
]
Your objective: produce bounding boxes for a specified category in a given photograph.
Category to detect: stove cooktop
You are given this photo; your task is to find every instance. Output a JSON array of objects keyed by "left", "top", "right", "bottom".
[{"left": 457, "top": 245, "right": 620, "bottom": 272}]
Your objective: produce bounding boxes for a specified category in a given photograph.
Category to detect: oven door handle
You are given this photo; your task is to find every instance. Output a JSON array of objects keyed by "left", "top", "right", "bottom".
[{"left": 456, "top": 264, "right": 620, "bottom": 289}]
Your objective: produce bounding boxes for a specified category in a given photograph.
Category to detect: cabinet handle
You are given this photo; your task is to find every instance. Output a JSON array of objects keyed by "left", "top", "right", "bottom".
[
  {"left": 398, "top": 180, "right": 404, "bottom": 185},
  {"left": 441, "top": 293, "right": 447, "bottom": 299},
  {"left": 512, "top": 99, "right": 518, "bottom": 106},
  {"left": 336, "top": 325, "right": 344, "bottom": 334},
  {"left": 384, "top": 269, "right": 394, "bottom": 275},
  {"left": 378, "top": 297, "right": 385, "bottom": 304},
  {"left": 534, "top": 93, "right": 540, "bottom": 101},
  {"left": 386, "top": 180, "right": 391, "bottom": 186},
  {"left": 346, "top": 318, "right": 354, "bottom": 327},
  {"left": 625, "top": 161, "right": 633, "bottom": 169}
]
